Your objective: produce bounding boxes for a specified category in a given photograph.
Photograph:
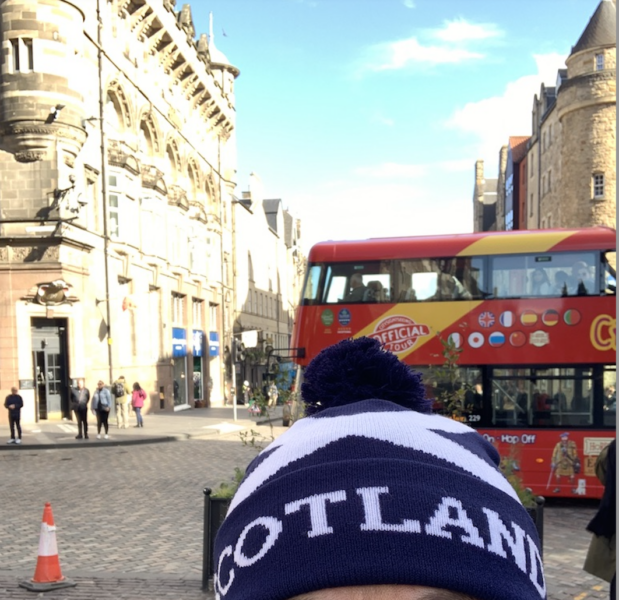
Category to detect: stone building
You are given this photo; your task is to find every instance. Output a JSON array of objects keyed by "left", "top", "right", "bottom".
[
  {"left": 0, "top": 0, "right": 302, "bottom": 426},
  {"left": 232, "top": 173, "right": 304, "bottom": 399},
  {"left": 474, "top": 0, "right": 616, "bottom": 233}
]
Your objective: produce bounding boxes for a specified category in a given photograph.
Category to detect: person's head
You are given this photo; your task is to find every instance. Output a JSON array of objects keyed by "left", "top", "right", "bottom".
[
  {"left": 214, "top": 337, "right": 545, "bottom": 600},
  {"left": 531, "top": 268, "right": 548, "bottom": 284},
  {"left": 97, "top": 380, "right": 105, "bottom": 390},
  {"left": 571, "top": 261, "right": 591, "bottom": 280},
  {"left": 133, "top": 382, "right": 141, "bottom": 391},
  {"left": 77, "top": 378, "right": 85, "bottom": 389},
  {"left": 10, "top": 386, "right": 17, "bottom": 395},
  {"left": 350, "top": 273, "right": 364, "bottom": 289},
  {"left": 118, "top": 375, "right": 125, "bottom": 381}
]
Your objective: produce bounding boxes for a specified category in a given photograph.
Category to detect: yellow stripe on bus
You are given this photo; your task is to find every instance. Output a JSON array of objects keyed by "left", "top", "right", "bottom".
[
  {"left": 457, "top": 231, "right": 575, "bottom": 256},
  {"left": 354, "top": 301, "right": 485, "bottom": 359}
]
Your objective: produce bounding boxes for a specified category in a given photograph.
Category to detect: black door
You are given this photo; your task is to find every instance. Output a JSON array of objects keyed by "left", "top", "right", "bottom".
[{"left": 31, "top": 318, "right": 70, "bottom": 420}]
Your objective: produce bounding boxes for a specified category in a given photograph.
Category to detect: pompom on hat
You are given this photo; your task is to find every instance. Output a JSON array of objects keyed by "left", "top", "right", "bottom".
[{"left": 214, "top": 337, "right": 546, "bottom": 600}]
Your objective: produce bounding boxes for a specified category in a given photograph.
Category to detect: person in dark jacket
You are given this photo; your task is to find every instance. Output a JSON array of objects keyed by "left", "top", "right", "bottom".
[
  {"left": 70, "top": 378, "right": 91, "bottom": 439},
  {"left": 584, "top": 439, "right": 616, "bottom": 598},
  {"left": 4, "top": 386, "right": 24, "bottom": 444}
]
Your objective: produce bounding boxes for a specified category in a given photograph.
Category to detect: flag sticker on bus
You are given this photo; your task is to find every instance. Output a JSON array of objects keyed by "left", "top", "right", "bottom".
[{"left": 368, "top": 315, "right": 430, "bottom": 354}]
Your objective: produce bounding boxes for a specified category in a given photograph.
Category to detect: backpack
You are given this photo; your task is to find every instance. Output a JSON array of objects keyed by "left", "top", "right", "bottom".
[{"left": 112, "top": 382, "right": 125, "bottom": 398}]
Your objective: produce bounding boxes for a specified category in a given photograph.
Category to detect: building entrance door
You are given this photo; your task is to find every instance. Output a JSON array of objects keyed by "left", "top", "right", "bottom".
[{"left": 31, "top": 318, "right": 69, "bottom": 420}]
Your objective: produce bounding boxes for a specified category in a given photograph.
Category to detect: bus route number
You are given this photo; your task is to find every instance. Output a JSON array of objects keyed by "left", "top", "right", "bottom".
[{"left": 468, "top": 414, "right": 481, "bottom": 422}]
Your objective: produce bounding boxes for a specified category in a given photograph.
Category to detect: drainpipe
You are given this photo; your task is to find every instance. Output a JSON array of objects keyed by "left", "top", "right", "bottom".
[{"left": 97, "top": 0, "right": 113, "bottom": 384}]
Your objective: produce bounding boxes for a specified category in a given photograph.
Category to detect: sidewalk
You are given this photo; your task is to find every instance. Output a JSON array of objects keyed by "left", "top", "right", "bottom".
[{"left": 0, "top": 404, "right": 285, "bottom": 450}]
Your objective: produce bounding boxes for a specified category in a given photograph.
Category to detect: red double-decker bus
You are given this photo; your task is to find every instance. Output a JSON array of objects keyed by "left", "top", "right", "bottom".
[{"left": 291, "top": 227, "right": 616, "bottom": 499}]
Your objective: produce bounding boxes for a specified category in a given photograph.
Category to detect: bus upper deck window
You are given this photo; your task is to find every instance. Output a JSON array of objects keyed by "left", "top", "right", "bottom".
[{"left": 302, "top": 265, "right": 323, "bottom": 304}]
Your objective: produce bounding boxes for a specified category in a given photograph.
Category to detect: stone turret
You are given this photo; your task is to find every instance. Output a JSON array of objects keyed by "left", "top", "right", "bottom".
[
  {"left": 0, "top": 0, "right": 87, "bottom": 163},
  {"left": 557, "top": 0, "right": 616, "bottom": 228}
]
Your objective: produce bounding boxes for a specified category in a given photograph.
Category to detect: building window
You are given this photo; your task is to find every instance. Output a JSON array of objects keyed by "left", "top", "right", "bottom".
[
  {"left": 548, "top": 170, "right": 552, "bottom": 192},
  {"left": 10, "top": 40, "right": 19, "bottom": 71},
  {"left": 542, "top": 175, "right": 546, "bottom": 196},
  {"left": 24, "top": 39, "right": 33, "bottom": 70},
  {"left": 595, "top": 53, "right": 604, "bottom": 71},
  {"left": 529, "top": 193, "right": 534, "bottom": 217},
  {"left": 192, "top": 298, "right": 203, "bottom": 328},
  {"left": 209, "top": 302, "right": 218, "bottom": 331},
  {"left": 172, "top": 293, "right": 185, "bottom": 325},
  {"left": 529, "top": 154, "right": 534, "bottom": 178},
  {"left": 548, "top": 215, "right": 552, "bottom": 228},
  {"left": 542, "top": 132, "right": 546, "bottom": 151},
  {"left": 108, "top": 174, "right": 121, "bottom": 239},
  {"left": 593, "top": 174, "right": 605, "bottom": 199}
]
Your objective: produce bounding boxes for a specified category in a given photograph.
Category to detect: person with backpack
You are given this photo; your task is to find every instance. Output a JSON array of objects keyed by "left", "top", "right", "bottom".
[
  {"left": 111, "top": 375, "right": 131, "bottom": 429},
  {"left": 91, "top": 380, "right": 112, "bottom": 439},
  {"left": 131, "top": 382, "right": 146, "bottom": 428}
]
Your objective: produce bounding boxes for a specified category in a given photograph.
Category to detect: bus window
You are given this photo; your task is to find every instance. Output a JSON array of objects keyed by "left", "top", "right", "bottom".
[
  {"left": 603, "top": 365, "right": 616, "bottom": 427},
  {"left": 491, "top": 252, "right": 598, "bottom": 298},
  {"left": 399, "top": 257, "right": 483, "bottom": 301},
  {"left": 602, "top": 251, "right": 616, "bottom": 295},
  {"left": 321, "top": 262, "right": 393, "bottom": 304},
  {"left": 302, "top": 265, "right": 323, "bottom": 304},
  {"left": 416, "top": 366, "right": 482, "bottom": 424},
  {"left": 491, "top": 367, "right": 594, "bottom": 427}
]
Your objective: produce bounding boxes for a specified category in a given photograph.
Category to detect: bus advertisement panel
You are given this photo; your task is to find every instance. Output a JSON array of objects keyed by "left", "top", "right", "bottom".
[{"left": 291, "top": 228, "right": 616, "bottom": 499}]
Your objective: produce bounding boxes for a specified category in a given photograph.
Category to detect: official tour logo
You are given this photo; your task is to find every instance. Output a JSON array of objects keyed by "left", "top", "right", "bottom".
[
  {"left": 369, "top": 315, "right": 430, "bottom": 354},
  {"left": 590, "top": 314, "right": 616, "bottom": 351}
]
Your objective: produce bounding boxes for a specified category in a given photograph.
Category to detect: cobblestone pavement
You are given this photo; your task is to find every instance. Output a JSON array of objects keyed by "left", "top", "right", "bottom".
[{"left": 0, "top": 427, "right": 611, "bottom": 600}]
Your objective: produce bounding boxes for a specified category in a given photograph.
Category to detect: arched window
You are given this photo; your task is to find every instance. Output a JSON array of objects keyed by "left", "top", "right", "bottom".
[
  {"left": 139, "top": 122, "right": 154, "bottom": 157},
  {"left": 188, "top": 165, "right": 198, "bottom": 202},
  {"left": 105, "top": 93, "right": 123, "bottom": 135},
  {"left": 248, "top": 251, "right": 254, "bottom": 282},
  {"left": 166, "top": 146, "right": 178, "bottom": 184}
]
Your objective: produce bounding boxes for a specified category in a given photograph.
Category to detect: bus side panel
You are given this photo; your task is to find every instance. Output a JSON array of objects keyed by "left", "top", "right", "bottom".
[
  {"left": 478, "top": 428, "right": 615, "bottom": 499},
  {"left": 293, "top": 296, "right": 615, "bottom": 367}
]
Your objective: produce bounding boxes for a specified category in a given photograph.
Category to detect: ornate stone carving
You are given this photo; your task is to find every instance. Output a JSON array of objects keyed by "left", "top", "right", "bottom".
[
  {"left": 10, "top": 245, "right": 60, "bottom": 263},
  {"left": 141, "top": 165, "right": 167, "bottom": 195},
  {"left": 108, "top": 140, "right": 141, "bottom": 175},
  {"left": 168, "top": 185, "right": 189, "bottom": 211},
  {"left": 0, "top": 248, "right": 8, "bottom": 261},
  {"left": 15, "top": 150, "right": 45, "bottom": 163}
]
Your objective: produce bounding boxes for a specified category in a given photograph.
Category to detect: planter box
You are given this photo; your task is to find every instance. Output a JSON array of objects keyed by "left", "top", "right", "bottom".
[
  {"left": 526, "top": 496, "right": 545, "bottom": 556},
  {"left": 202, "top": 489, "right": 232, "bottom": 588}
]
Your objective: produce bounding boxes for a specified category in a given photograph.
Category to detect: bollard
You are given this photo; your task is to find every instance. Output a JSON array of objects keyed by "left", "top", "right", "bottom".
[
  {"left": 534, "top": 495, "right": 545, "bottom": 556},
  {"left": 202, "top": 487, "right": 212, "bottom": 591}
]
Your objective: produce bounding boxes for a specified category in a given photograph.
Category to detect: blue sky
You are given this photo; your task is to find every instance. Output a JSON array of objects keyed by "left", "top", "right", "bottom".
[{"left": 191, "top": 0, "right": 603, "bottom": 254}]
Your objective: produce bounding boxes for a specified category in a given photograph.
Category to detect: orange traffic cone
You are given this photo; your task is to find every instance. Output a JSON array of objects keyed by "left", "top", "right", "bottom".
[{"left": 19, "top": 502, "right": 76, "bottom": 592}]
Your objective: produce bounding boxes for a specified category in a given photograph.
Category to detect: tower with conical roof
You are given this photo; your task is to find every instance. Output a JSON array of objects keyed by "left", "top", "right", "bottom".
[{"left": 557, "top": 0, "right": 616, "bottom": 228}]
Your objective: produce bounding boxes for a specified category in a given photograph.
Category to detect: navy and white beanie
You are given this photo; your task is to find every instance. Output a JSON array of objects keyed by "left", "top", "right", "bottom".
[{"left": 214, "top": 337, "right": 546, "bottom": 600}]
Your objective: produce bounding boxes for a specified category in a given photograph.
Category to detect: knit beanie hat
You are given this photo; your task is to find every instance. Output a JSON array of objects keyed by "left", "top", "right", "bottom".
[{"left": 214, "top": 337, "right": 546, "bottom": 600}]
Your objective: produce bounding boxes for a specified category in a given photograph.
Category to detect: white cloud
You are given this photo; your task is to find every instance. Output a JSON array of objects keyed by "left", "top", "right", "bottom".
[
  {"left": 360, "top": 18, "right": 502, "bottom": 72},
  {"left": 432, "top": 19, "right": 503, "bottom": 43},
  {"left": 445, "top": 52, "right": 566, "bottom": 171},
  {"left": 403, "top": 0, "right": 415, "bottom": 8}
]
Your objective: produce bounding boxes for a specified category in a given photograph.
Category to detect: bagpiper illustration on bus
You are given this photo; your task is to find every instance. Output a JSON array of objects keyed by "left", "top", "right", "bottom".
[{"left": 548, "top": 432, "right": 581, "bottom": 494}]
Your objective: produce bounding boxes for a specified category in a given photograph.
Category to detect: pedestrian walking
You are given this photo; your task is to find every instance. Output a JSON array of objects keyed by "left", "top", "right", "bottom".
[
  {"left": 584, "top": 439, "right": 616, "bottom": 599},
  {"left": 214, "top": 337, "right": 546, "bottom": 600},
  {"left": 4, "top": 386, "right": 23, "bottom": 445},
  {"left": 267, "top": 381, "right": 279, "bottom": 407},
  {"left": 131, "top": 382, "right": 146, "bottom": 428},
  {"left": 91, "top": 380, "right": 112, "bottom": 439},
  {"left": 70, "top": 378, "right": 90, "bottom": 439},
  {"left": 111, "top": 375, "right": 131, "bottom": 429}
]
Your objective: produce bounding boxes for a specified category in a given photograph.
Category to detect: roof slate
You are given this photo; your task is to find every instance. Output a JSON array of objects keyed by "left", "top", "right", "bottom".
[{"left": 571, "top": 0, "right": 616, "bottom": 55}]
